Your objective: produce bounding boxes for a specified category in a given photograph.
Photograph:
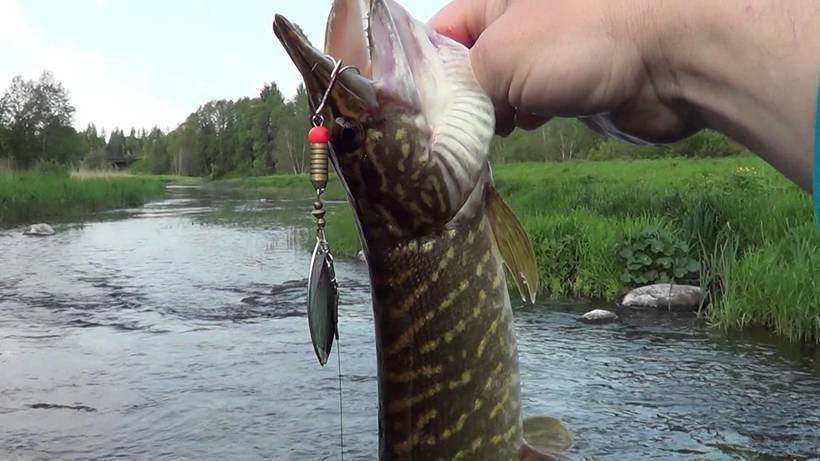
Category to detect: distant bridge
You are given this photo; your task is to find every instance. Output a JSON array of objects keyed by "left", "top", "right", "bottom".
[{"left": 103, "top": 154, "right": 143, "bottom": 169}]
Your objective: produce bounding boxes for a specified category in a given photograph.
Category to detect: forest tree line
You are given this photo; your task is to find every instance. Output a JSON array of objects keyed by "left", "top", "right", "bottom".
[{"left": 0, "top": 71, "right": 747, "bottom": 177}]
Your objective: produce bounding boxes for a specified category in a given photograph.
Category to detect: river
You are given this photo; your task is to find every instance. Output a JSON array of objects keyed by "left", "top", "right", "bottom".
[{"left": 1, "top": 184, "right": 818, "bottom": 460}]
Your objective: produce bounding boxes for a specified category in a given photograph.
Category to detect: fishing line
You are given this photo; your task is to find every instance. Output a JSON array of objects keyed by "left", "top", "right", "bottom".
[
  {"left": 337, "top": 337, "right": 344, "bottom": 461},
  {"left": 306, "top": 56, "right": 359, "bottom": 461}
]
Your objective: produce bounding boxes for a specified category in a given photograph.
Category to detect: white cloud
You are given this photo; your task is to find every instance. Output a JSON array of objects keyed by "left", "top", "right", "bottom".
[{"left": 0, "top": 0, "right": 188, "bottom": 135}]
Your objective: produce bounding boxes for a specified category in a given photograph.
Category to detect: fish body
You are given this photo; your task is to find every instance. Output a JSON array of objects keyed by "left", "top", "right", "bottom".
[
  {"left": 274, "top": 1, "right": 568, "bottom": 459},
  {"left": 369, "top": 184, "right": 523, "bottom": 460}
]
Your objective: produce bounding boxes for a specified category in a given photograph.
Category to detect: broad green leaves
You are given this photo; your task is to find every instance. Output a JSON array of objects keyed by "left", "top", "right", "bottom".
[{"left": 616, "top": 227, "right": 700, "bottom": 286}]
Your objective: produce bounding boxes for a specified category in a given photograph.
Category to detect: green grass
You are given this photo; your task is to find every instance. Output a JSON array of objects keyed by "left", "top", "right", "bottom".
[
  {"left": 0, "top": 171, "right": 168, "bottom": 227},
  {"left": 494, "top": 158, "right": 816, "bottom": 342},
  {"left": 229, "top": 158, "right": 818, "bottom": 342},
  {"left": 709, "top": 224, "right": 820, "bottom": 343}
]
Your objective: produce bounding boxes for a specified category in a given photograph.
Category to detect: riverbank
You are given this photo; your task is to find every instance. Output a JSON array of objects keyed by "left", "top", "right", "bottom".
[
  {"left": 229, "top": 158, "right": 818, "bottom": 343},
  {"left": 0, "top": 171, "right": 182, "bottom": 227},
  {"left": 494, "top": 158, "right": 817, "bottom": 343}
]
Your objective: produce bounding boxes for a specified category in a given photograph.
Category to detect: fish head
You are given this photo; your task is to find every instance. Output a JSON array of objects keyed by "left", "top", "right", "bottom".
[{"left": 274, "top": 0, "right": 495, "bottom": 240}]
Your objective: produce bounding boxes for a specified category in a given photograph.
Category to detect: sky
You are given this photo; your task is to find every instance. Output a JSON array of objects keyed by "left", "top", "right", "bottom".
[{"left": 0, "top": 0, "right": 449, "bottom": 134}]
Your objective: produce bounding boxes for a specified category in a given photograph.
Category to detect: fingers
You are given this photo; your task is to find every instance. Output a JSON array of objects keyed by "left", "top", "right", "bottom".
[
  {"left": 495, "top": 104, "right": 516, "bottom": 136},
  {"left": 427, "top": 0, "right": 509, "bottom": 47},
  {"left": 431, "top": 0, "right": 551, "bottom": 135},
  {"left": 494, "top": 108, "right": 551, "bottom": 136},
  {"left": 515, "top": 112, "right": 551, "bottom": 131},
  {"left": 467, "top": 7, "right": 529, "bottom": 134}
]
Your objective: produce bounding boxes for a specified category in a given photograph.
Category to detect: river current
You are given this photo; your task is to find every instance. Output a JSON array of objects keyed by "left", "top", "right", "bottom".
[{"left": 1, "top": 185, "right": 818, "bottom": 460}]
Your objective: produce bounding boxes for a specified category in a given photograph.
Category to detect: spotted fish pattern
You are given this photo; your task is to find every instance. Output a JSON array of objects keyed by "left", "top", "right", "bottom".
[{"left": 369, "top": 188, "right": 524, "bottom": 460}]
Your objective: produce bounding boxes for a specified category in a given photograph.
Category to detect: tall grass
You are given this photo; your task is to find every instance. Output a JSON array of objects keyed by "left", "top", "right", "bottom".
[
  {"left": 495, "top": 159, "right": 816, "bottom": 341},
  {"left": 0, "top": 171, "right": 166, "bottom": 227},
  {"left": 710, "top": 225, "right": 819, "bottom": 342}
]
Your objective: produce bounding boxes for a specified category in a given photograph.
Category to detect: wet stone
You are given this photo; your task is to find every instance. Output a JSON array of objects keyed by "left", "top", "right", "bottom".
[
  {"left": 23, "top": 224, "right": 56, "bottom": 237},
  {"left": 579, "top": 309, "right": 619, "bottom": 324},
  {"left": 622, "top": 284, "right": 703, "bottom": 312}
]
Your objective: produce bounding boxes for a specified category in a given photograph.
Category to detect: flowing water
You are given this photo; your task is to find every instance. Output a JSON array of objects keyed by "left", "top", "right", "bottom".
[{"left": 1, "top": 185, "right": 818, "bottom": 460}]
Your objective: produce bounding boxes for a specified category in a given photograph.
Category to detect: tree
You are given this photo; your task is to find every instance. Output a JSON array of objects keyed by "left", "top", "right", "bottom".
[
  {"left": 45, "top": 125, "right": 84, "bottom": 164},
  {"left": 0, "top": 71, "right": 76, "bottom": 166},
  {"left": 0, "top": 75, "right": 37, "bottom": 165},
  {"left": 31, "top": 71, "right": 74, "bottom": 131},
  {"left": 277, "top": 84, "right": 310, "bottom": 174},
  {"left": 0, "top": 125, "right": 11, "bottom": 159},
  {"left": 142, "top": 127, "right": 171, "bottom": 174},
  {"left": 251, "top": 83, "right": 287, "bottom": 175}
]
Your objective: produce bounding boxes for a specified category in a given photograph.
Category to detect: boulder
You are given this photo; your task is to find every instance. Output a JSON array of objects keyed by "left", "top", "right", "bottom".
[
  {"left": 579, "top": 309, "right": 619, "bottom": 324},
  {"left": 356, "top": 249, "right": 367, "bottom": 263},
  {"left": 621, "top": 284, "right": 702, "bottom": 312},
  {"left": 23, "top": 224, "right": 56, "bottom": 237}
]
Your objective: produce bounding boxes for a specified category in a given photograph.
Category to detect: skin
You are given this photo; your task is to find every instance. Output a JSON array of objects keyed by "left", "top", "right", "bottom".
[{"left": 429, "top": 0, "right": 820, "bottom": 192}]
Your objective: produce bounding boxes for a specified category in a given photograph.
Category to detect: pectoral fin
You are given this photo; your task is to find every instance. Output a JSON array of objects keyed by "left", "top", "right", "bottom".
[
  {"left": 519, "top": 443, "right": 565, "bottom": 461},
  {"left": 486, "top": 186, "right": 539, "bottom": 304},
  {"left": 523, "top": 416, "right": 573, "bottom": 453}
]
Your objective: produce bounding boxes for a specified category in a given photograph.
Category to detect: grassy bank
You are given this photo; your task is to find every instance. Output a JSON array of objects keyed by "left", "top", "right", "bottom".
[
  {"left": 229, "top": 158, "right": 818, "bottom": 342},
  {"left": 492, "top": 158, "right": 817, "bottom": 343},
  {"left": 0, "top": 171, "right": 171, "bottom": 227}
]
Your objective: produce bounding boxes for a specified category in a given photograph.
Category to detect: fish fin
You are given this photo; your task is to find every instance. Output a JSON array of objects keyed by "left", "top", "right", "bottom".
[
  {"left": 519, "top": 442, "right": 567, "bottom": 461},
  {"left": 522, "top": 416, "right": 573, "bottom": 455},
  {"left": 486, "top": 186, "right": 539, "bottom": 304}
]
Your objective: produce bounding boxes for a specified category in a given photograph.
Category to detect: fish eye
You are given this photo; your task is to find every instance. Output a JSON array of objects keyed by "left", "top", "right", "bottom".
[{"left": 333, "top": 117, "right": 363, "bottom": 152}]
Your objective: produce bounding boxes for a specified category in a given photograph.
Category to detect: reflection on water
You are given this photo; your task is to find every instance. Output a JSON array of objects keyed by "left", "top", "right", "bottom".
[{"left": 1, "top": 185, "right": 818, "bottom": 460}]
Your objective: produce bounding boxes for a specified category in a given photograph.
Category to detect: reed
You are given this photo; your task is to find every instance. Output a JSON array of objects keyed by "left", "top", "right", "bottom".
[{"left": 0, "top": 171, "right": 166, "bottom": 227}]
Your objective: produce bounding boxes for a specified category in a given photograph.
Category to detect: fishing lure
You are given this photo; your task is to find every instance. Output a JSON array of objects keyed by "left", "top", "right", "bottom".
[{"left": 306, "top": 59, "right": 357, "bottom": 367}]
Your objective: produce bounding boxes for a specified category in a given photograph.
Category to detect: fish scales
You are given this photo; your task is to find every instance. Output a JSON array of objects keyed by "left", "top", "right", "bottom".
[{"left": 370, "top": 203, "right": 522, "bottom": 460}]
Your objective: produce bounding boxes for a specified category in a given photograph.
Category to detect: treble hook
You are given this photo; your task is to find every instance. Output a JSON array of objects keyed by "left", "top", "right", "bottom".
[{"left": 311, "top": 57, "right": 361, "bottom": 127}]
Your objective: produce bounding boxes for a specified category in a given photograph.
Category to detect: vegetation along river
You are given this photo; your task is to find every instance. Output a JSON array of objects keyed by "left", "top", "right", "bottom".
[{"left": 1, "top": 184, "right": 818, "bottom": 460}]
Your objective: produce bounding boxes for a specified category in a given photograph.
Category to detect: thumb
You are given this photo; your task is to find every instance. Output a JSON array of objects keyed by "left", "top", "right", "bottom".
[{"left": 427, "top": 0, "right": 510, "bottom": 47}]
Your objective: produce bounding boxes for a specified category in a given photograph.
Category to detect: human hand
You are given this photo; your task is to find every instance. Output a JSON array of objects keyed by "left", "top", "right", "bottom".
[
  {"left": 429, "top": 0, "right": 694, "bottom": 142},
  {"left": 429, "top": 0, "right": 819, "bottom": 192}
]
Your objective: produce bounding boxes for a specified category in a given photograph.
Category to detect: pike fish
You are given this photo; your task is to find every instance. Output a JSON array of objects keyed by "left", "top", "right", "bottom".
[{"left": 274, "top": 1, "right": 572, "bottom": 459}]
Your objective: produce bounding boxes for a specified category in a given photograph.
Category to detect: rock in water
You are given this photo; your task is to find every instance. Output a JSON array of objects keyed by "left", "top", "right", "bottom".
[
  {"left": 23, "top": 224, "right": 56, "bottom": 237},
  {"left": 240, "top": 296, "right": 262, "bottom": 305},
  {"left": 356, "top": 249, "right": 367, "bottom": 263},
  {"left": 270, "top": 279, "right": 308, "bottom": 294},
  {"left": 579, "top": 309, "right": 619, "bottom": 324},
  {"left": 622, "top": 284, "right": 702, "bottom": 312}
]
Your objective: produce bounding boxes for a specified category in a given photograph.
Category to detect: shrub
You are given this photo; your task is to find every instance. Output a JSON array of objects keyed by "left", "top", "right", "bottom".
[{"left": 616, "top": 227, "right": 700, "bottom": 286}]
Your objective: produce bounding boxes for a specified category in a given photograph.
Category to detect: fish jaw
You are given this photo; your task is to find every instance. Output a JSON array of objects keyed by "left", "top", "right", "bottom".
[
  {"left": 274, "top": 1, "right": 495, "bottom": 241},
  {"left": 272, "top": 13, "right": 377, "bottom": 124}
]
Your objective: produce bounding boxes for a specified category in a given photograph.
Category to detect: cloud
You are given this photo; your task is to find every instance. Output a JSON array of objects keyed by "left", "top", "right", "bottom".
[{"left": 0, "top": 0, "right": 188, "bottom": 135}]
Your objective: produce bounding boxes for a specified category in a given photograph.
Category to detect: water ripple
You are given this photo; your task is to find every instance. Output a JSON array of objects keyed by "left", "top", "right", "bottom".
[{"left": 0, "top": 185, "right": 817, "bottom": 460}]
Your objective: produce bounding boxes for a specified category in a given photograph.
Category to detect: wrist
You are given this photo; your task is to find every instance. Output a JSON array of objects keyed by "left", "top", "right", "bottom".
[{"left": 643, "top": 0, "right": 818, "bottom": 191}]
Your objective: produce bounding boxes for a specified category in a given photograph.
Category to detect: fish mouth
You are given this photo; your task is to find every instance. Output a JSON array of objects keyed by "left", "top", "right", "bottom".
[
  {"left": 272, "top": 13, "right": 377, "bottom": 120},
  {"left": 273, "top": 0, "right": 445, "bottom": 122},
  {"left": 275, "top": 1, "right": 496, "bottom": 237}
]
